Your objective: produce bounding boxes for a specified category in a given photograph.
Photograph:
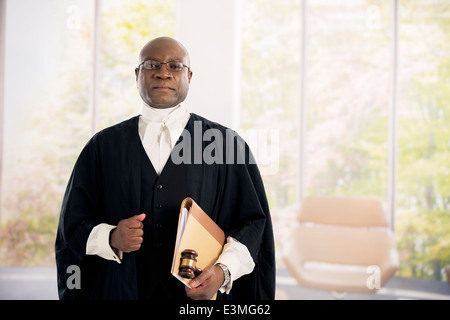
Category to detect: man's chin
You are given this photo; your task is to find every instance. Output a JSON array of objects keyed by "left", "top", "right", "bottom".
[
  {"left": 151, "top": 105, "right": 176, "bottom": 109},
  {"left": 146, "top": 101, "right": 179, "bottom": 109}
]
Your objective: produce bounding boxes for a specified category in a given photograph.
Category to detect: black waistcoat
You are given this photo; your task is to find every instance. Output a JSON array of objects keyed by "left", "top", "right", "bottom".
[{"left": 136, "top": 142, "right": 189, "bottom": 300}]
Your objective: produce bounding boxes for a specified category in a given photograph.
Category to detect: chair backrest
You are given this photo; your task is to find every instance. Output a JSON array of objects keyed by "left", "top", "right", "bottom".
[{"left": 298, "top": 195, "right": 388, "bottom": 228}]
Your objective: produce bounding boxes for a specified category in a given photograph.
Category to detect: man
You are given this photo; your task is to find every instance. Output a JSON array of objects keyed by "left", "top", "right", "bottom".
[{"left": 55, "top": 36, "right": 275, "bottom": 300}]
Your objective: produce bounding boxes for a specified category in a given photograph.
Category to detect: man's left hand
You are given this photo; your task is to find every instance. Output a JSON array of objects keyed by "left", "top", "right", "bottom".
[{"left": 185, "top": 265, "right": 224, "bottom": 300}]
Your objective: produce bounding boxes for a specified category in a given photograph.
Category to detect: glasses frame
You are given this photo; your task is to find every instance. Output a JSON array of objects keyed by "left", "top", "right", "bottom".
[{"left": 136, "top": 59, "right": 191, "bottom": 73}]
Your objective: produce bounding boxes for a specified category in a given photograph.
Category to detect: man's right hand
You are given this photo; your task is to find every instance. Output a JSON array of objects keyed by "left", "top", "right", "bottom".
[{"left": 110, "top": 213, "right": 146, "bottom": 253}]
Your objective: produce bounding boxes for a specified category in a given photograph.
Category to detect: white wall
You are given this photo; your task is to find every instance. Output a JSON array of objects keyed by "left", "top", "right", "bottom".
[{"left": 175, "top": 0, "right": 241, "bottom": 130}]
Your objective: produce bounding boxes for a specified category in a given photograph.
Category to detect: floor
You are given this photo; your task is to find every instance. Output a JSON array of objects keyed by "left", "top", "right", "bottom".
[
  {"left": 0, "top": 266, "right": 449, "bottom": 300},
  {"left": 275, "top": 268, "right": 450, "bottom": 300}
]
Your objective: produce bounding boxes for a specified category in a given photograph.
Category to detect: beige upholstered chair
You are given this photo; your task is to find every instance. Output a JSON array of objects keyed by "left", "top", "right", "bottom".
[{"left": 282, "top": 195, "right": 399, "bottom": 294}]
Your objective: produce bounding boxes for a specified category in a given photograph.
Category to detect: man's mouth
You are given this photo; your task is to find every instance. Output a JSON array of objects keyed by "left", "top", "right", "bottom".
[{"left": 152, "top": 86, "right": 175, "bottom": 92}]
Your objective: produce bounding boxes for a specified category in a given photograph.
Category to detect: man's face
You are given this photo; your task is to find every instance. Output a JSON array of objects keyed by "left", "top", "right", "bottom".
[{"left": 135, "top": 38, "right": 192, "bottom": 109}]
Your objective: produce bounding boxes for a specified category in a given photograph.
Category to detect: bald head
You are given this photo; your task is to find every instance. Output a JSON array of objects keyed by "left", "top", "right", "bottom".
[{"left": 138, "top": 36, "right": 190, "bottom": 68}]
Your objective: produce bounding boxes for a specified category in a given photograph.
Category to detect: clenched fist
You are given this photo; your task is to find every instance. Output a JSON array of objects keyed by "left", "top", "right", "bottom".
[{"left": 110, "top": 213, "right": 146, "bottom": 253}]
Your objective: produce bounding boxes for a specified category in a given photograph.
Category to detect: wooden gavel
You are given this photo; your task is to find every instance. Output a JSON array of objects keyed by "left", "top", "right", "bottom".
[{"left": 179, "top": 249, "right": 202, "bottom": 279}]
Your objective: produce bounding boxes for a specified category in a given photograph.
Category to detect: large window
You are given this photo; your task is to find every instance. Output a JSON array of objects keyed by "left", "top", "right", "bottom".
[
  {"left": 305, "top": 0, "right": 391, "bottom": 200},
  {"left": 1, "top": 0, "right": 94, "bottom": 265},
  {"left": 396, "top": 1, "right": 450, "bottom": 280},
  {"left": 241, "top": 0, "right": 450, "bottom": 282}
]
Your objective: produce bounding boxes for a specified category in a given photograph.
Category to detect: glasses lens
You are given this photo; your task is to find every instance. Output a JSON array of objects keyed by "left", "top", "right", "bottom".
[
  {"left": 143, "top": 60, "right": 161, "bottom": 70},
  {"left": 167, "top": 62, "right": 184, "bottom": 72}
]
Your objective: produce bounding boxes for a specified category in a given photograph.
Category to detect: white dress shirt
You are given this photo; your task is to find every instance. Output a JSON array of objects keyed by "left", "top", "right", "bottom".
[{"left": 86, "top": 103, "right": 255, "bottom": 294}]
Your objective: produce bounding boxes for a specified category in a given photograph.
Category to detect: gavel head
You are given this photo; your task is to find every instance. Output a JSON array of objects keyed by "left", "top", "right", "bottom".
[{"left": 179, "top": 249, "right": 202, "bottom": 279}]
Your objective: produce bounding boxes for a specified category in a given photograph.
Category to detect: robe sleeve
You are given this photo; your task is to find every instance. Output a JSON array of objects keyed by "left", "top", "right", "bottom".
[
  {"left": 55, "top": 134, "right": 106, "bottom": 299},
  {"left": 216, "top": 132, "right": 276, "bottom": 300}
]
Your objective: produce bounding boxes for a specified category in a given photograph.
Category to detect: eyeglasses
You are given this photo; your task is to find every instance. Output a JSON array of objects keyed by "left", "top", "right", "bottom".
[{"left": 136, "top": 59, "right": 190, "bottom": 73}]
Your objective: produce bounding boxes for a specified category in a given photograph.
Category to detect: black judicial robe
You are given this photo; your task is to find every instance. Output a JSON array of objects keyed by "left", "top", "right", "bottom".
[{"left": 55, "top": 113, "right": 276, "bottom": 300}]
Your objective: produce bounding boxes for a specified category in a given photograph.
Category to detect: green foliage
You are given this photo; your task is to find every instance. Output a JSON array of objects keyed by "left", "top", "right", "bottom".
[{"left": 392, "top": 0, "right": 450, "bottom": 281}]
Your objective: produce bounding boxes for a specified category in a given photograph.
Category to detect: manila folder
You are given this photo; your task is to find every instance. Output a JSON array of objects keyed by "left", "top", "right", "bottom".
[{"left": 171, "top": 197, "right": 225, "bottom": 288}]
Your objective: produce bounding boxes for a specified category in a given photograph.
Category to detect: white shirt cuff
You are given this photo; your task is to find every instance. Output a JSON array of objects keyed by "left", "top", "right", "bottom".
[
  {"left": 86, "top": 223, "right": 122, "bottom": 264},
  {"left": 215, "top": 236, "right": 255, "bottom": 294}
]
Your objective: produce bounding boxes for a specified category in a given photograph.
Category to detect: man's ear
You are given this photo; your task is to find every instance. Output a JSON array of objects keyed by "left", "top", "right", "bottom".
[
  {"left": 135, "top": 68, "right": 139, "bottom": 81},
  {"left": 188, "top": 71, "right": 193, "bottom": 83}
]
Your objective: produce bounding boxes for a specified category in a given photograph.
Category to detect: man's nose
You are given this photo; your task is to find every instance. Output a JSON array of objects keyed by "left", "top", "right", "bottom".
[{"left": 154, "top": 67, "right": 172, "bottom": 79}]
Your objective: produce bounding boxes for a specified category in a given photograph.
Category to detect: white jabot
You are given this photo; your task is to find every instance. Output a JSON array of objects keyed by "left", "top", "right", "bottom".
[{"left": 139, "top": 103, "right": 190, "bottom": 175}]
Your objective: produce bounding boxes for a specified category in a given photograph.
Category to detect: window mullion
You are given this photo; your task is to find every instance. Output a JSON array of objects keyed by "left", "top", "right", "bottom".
[
  {"left": 388, "top": 0, "right": 400, "bottom": 231},
  {"left": 0, "top": 0, "right": 6, "bottom": 224},
  {"left": 298, "top": 0, "right": 308, "bottom": 203},
  {"left": 91, "top": 0, "right": 101, "bottom": 135}
]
